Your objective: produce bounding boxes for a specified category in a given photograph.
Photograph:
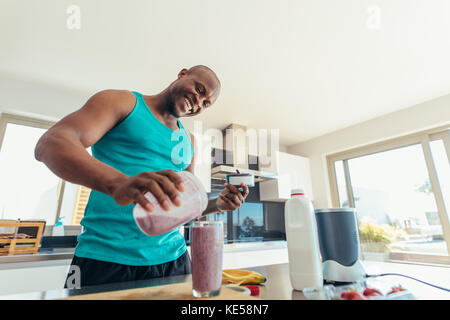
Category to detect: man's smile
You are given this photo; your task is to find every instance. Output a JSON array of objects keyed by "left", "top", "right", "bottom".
[{"left": 184, "top": 96, "right": 195, "bottom": 114}]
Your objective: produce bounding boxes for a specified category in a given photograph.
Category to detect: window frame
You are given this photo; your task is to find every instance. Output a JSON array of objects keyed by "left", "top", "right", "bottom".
[
  {"left": 0, "top": 112, "right": 68, "bottom": 226},
  {"left": 326, "top": 124, "right": 450, "bottom": 264}
]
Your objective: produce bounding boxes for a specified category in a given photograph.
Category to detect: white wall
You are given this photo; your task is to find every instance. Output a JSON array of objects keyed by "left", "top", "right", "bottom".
[{"left": 287, "top": 93, "right": 450, "bottom": 209}]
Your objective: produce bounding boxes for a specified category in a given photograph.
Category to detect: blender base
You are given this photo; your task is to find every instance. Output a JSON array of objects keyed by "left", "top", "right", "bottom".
[{"left": 323, "top": 260, "right": 366, "bottom": 283}]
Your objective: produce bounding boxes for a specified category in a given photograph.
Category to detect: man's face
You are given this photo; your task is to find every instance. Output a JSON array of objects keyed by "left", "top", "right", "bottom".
[{"left": 168, "top": 68, "right": 221, "bottom": 118}]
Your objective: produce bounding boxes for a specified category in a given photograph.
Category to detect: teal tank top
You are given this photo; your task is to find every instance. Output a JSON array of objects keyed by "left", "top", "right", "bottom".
[{"left": 74, "top": 91, "right": 194, "bottom": 266}]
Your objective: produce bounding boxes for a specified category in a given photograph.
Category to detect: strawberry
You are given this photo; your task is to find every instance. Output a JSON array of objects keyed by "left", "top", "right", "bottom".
[
  {"left": 341, "top": 291, "right": 365, "bottom": 300},
  {"left": 387, "top": 286, "right": 407, "bottom": 295},
  {"left": 363, "top": 288, "right": 382, "bottom": 297}
]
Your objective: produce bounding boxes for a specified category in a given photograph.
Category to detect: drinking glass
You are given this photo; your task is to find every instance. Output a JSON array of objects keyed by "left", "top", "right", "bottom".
[{"left": 191, "top": 220, "right": 224, "bottom": 298}]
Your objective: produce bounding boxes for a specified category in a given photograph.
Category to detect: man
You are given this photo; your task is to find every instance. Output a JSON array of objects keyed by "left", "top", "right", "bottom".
[{"left": 35, "top": 65, "right": 249, "bottom": 288}]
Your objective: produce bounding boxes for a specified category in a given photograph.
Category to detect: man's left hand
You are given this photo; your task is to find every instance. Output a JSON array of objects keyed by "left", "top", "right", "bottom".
[{"left": 216, "top": 182, "right": 249, "bottom": 211}]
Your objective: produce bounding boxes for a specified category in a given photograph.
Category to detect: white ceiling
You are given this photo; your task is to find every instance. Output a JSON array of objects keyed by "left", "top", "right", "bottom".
[{"left": 1, "top": 0, "right": 450, "bottom": 145}]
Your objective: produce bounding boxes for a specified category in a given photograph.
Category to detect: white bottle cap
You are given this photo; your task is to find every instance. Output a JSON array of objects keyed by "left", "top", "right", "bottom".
[{"left": 291, "top": 188, "right": 305, "bottom": 196}]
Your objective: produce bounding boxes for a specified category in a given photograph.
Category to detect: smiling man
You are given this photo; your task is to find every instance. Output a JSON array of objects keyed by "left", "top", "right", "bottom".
[{"left": 35, "top": 65, "right": 249, "bottom": 288}]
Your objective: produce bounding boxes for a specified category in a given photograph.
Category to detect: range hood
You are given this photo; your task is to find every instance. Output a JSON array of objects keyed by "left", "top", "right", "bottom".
[
  {"left": 211, "top": 166, "right": 277, "bottom": 182},
  {"left": 210, "top": 124, "right": 278, "bottom": 184}
]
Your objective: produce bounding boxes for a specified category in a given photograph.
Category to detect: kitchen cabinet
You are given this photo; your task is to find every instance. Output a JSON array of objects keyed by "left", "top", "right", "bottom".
[
  {"left": 0, "top": 260, "right": 71, "bottom": 295},
  {"left": 259, "top": 151, "right": 313, "bottom": 202},
  {"left": 191, "top": 133, "right": 211, "bottom": 193}
]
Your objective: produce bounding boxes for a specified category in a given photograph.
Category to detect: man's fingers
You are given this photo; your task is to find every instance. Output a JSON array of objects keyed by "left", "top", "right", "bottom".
[
  {"left": 236, "top": 191, "right": 245, "bottom": 203},
  {"left": 225, "top": 183, "right": 240, "bottom": 194},
  {"left": 226, "top": 191, "right": 244, "bottom": 204},
  {"left": 153, "top": 174, "right": 182, "bottom": 206},
  {"left": 134, "top": 192, "right": 153, "bottom": 212},
  {"left": 219, "top": 194, "right": 238, "bottom": 210},
  {"left": 225, "top": 183, "right": 248, "bottom": 199},
  {"left": 220, "top": 187, "right": 230, "bottom": 197},
  {"left": 225, "top": 192, "right": 242, "bottom": 207},
  {"left": 143, "top": 180, "right": 171, "bottom": 211},
  {"left": 160, "top": 170, "right": 185, "bottom": 192},
  {"left": 224, "top": 183, "right": 246, "bottom": 204},
  {"left": 240, "top": 183, "right": 249, "bottom": 198}
]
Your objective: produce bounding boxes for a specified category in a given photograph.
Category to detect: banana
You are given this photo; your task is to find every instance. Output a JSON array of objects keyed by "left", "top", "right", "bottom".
[{"left": 222, "top": 269, "right": 266, "bottom": 285}]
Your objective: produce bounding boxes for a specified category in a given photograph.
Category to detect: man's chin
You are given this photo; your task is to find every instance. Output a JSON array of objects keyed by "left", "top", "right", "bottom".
[
  {"left": 175, "top": 105, "right": 191, "bottom": 118},
  {"left": 174, "top": 109, "right": 185, "bottom": 118},
  {"left": 167, "top": 104, "right": 182, "bottom": 118}
]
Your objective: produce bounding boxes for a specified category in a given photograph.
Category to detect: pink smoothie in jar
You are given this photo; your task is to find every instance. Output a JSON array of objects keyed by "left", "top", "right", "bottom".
[
  {"left": 133, "top": 171, "right": 208, "bottom": 236},
  {"left": 191, "top": 221, "right": 224, "bottom": 298}
]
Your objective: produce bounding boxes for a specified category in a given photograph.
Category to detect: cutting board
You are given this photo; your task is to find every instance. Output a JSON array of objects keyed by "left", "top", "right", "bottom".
[{"left": 63, "top": 282, "right": 258, "bottom": 300}]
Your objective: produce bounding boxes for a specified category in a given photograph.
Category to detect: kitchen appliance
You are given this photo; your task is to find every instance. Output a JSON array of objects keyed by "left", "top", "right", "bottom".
[
  {"left": 315, "top": 208, "right": 366, "bottom": 284},
  {"left": 210, "top": 124, "right": 277, "bottom": 194}
]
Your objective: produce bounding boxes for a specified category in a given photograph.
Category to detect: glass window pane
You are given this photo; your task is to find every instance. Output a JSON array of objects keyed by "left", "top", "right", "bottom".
[
  {"left": 430, "top": 139, "right": 450, "bottom": 214},
  {"left": 232, "top": 203, "right": 263, "bottom": 242},
  {"left": 347, "top": 144, "right": 448, "bottom": 263},
  {"left": 0, "top": 123, "right": 59, "bottom": 224},
  {"left": 59, "top": 182, "right": 91, "bottom": 225},
  {"left": 334, "top": 160, "right": 349, "bottom": 207}
]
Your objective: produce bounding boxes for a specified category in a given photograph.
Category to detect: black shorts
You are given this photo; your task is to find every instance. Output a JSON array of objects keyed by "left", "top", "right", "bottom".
[{"left": 64, "top": 250, "right": 192, "bottom": 289}]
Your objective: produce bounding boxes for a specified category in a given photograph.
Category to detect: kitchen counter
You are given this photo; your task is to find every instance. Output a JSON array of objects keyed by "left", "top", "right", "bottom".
[
  {"left": 0, "top": 262, "right": 449, "bottom": 300},
  {"left": 0, "top": 241, "right": 287, "bottom": 269},
  {"left": 0, "top": 248, "right": 74, "bottom": 268}
]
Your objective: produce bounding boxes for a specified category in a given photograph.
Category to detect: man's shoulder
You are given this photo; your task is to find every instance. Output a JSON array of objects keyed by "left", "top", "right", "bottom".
[
  {"left": 90, "top": 89, "right": 136, "bottom": 103},
  {"left": 86, "top": 89, "right": 137, "bottom": 115}
]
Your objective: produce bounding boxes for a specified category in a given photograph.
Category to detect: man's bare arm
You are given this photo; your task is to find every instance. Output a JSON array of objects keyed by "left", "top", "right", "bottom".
[
  {"left": 35, "top": 90, "right": 185, "bottom": 212},
  {"left": 35, "top": 90, "right": 133, "bottom": 194}
]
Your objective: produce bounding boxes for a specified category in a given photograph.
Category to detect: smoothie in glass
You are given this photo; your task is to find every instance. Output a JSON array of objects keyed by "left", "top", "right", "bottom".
[{"left": 191, "top": 220, "right": 224, "bottom": 298}]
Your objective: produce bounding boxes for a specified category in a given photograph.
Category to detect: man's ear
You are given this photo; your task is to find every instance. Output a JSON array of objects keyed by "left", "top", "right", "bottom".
[{"left": 178, "top": 68, "right": 188, "bottom": 79}]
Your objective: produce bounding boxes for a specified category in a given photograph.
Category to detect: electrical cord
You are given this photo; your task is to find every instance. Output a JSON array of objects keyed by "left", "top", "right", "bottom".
[{"left": 366, "top": 273, "right": 450, "bottom": 292}]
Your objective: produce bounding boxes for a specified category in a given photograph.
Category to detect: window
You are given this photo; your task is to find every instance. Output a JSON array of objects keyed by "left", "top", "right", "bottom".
[
  {"left": 430, "top": 137, "right": 450, "bottom": 214},
  {"left": 0, "top": 114, "right": 91, "bottom": 227},
  {"left": 327, "top": 127, "right": 450, "bottom": 265},
  {"left": 334, "top": 160, "right": 349, "bottom": 207},
  {"left": 71, "top": 185, "right": 91, "bottom": 225},
  {"left": 232, "top": 203, "right": 264, "bottom": 242}
]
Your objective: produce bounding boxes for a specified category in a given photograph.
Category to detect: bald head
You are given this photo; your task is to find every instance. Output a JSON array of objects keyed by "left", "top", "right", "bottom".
[
  {"left": 187, "top": 65, "right": 221, "bottom": 87},
  {"left": 167, "top": 65, "right": 221, "bottom": 118}
]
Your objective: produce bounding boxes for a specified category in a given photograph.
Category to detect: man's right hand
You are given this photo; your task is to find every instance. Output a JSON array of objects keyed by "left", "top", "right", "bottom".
[{"left": 109, "top": 170, "right": 185, "bottom": 212}]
